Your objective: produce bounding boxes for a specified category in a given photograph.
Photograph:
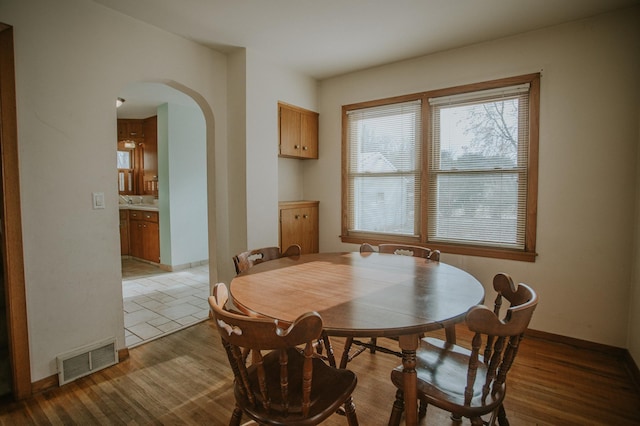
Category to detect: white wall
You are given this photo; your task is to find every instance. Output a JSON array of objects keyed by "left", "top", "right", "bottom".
[
  {"left": 313, "top": 8, "right": 640, "bottom": 349},
  {"left": 244, "top": 49, "right": 318, "bottom": 249},
  {"left": 158, "top": 103, "right": 208, "bottom": 268},
  {"left": 0, "top": 0, "right": 227, "bottom": 382},
  {"left": 226, "top": 49, "right": 248, "bottom": 278}
]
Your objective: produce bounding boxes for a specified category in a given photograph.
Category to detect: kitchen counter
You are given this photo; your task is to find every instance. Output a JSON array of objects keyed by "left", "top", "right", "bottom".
[{"left": 119, "top": 203, "right": 159, "bottom": 212}]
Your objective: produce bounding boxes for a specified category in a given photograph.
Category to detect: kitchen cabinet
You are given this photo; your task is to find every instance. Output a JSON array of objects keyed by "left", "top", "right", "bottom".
[
  {"left": 279, "top": 201, "right": 319, "bottom": 254},
  {"left": 142, "top": 116, "right": 158, "bottom": 196},
  {"left": 117, "top": 119, "right": 144, "bottom": 140},
  {"left": 119, "top": 210, "right": 129, "bottom": 255},
  {"left": 278, "top": 102, "right": 318, "bottom": 159},
  {"left": 117, "top": 116, "right": 158, "bottom": 197},
  {"left": 128, "top": 210, "right": 160, "bottom": 263}
]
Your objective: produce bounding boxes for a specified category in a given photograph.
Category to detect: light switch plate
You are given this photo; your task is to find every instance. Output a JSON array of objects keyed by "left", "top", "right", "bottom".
[{"left": 92, "top": 192, "right": 105, "bottom": 209}]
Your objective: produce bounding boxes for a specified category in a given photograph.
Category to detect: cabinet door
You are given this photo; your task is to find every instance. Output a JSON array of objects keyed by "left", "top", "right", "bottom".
[
  {"left": 119, "top": 210, "right": 129, "bottom": 255},
  {"left": 300, "top": 111, "right": 318, "bottom": 159},
  {"left": 280, "top": 203, "right": 319, "bottom": 254},
  {"left": 280, "top": 207, "right": 300, "bottom": 253},
  {"left": 117, "top": 119, "right": 144, "bottom": 140},
  {"left": 142, "top": 116, "right": 158, "bottom": 196},
  {"left": 142, "top": 221, "right": 160, "bottom": 263},
  {"left": 279, "top": 105, "right": 301, "bottom": 157},
  {"left": 298, "top": 206, "right": 318, "bottom": 253},
  {"left": 129, "top": 219, "right": 143, "bottom": 259}
]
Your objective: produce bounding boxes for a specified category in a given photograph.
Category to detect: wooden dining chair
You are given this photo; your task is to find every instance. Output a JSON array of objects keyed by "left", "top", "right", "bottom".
[
  {"left": 230, "top": 244, "right": 334, "bottom": 365},
  {"left": 344, "top": 243, "right": 443, "bottom": 366},
  {"left": 360, "top": 242, "right": 440, "bottom": 261},
  {"left": 378, "top": 243, "right": 441, "bottom": 261},
  {"left": 232, "top": 244, "right": 302, "bottom": 275},
  {"left": 359, "top": 242, "right": 376, "bottom": 253},
  {"left": 388, "top": 273, "right": 538, "bottom": 426},
  {"left": 209, "top": 283, "right": 359, "bottom": 426}
]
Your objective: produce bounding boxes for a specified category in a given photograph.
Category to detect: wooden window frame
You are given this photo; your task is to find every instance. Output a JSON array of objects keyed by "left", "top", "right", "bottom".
[{"left": 341, "top": 73, "right": 540, "bottom": 262}]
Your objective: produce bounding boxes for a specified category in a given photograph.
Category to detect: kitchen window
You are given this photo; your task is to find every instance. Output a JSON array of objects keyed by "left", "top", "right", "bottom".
[
  {"left": 341, "top": 74, "right": 540, "bottom": 261},
  {"left": 117, "top": 149, "right": 134, "bottom": 194}
]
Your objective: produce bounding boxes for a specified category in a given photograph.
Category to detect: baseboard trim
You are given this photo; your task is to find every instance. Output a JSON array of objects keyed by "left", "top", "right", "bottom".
[
  {"left": 527, "top": 328, "right": 640, "bottom": 392},
  {"left": 159, "top": 259, "right": 209, "bottom": 272},
  {"left": 30, "top": 347, "right": 130, "bottom": 395},
  {"left": 118, "top": 347, "right": 130, "bottom": 361},
  {"left": 623, "top": 348, "right": 640, "bottom": 393},
  {"left": 526, "top": 328, "right": 625, "bottom": 355},
  {"left": 28, "top": 327, "right": 640, "bottom": 396},
  {"left": 31, "top": 374, "right": 58, "bottom": 395}
]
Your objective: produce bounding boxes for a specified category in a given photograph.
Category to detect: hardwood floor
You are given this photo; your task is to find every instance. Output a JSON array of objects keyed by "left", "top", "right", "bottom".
[{"left": 0, "top": 320, "right": 638, "bottom": 425}]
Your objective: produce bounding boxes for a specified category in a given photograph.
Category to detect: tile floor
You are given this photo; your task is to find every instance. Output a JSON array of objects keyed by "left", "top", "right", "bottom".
[{"left": 122, "top": 259, "right": 210, "bottom": 348}]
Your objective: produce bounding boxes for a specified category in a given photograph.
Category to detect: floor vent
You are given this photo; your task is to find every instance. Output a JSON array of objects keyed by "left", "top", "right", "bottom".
[{"left": 56, "top": 338, "right": 118, "bottom": 385}]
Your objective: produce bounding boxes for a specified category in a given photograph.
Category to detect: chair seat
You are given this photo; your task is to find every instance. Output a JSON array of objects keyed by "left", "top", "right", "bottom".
[
  {"left": 390, "top": 337, "right": 505, "bottom": 417},
  {"left": 240, "top": 347, "right": 358, "bottom": 425}
]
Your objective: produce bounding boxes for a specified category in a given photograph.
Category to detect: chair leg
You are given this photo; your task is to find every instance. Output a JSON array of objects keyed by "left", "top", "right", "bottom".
[
  {"left": 470, "top": 417, "right": 484, "bottom": 426},
  {"left": 445, "top": 324, "right": 457, "bottom": 344},
  {"left": 340, "top": 337, "right": 354, "bottom": 369},
  {"left": 321, "top": 332, "right": 337, "bottom": 367},
  {"left": 343, "top": 396, "right": 359, "bottom": 426},
  {"left": 369, "top": 337, "right": 377, "bottom": 354},
  {"left": 497, "top": 404, "right": 509, "bottom": 426},
  {"left": 418, "top": 396, "right": 427, "bottom": 418},
  {"left": 229, "top": 405, "right": 243, "bottom": 426},
  {"left": 388, "top": 389, "right": 404, "bottom": 426}
]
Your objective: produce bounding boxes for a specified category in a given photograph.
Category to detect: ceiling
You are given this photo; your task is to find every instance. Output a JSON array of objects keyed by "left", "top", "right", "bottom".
[
  {"left": 117, "top": 82, "right": 197, "bottom": 119},
  {"left": 106, "top": 0, "right": 639, "bottom": 116}
]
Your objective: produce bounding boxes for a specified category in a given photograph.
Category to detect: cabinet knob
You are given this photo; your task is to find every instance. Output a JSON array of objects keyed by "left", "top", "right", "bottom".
[
  {"left": 302, "top": 146, "right": 308, "bottom": 151},
  {"left": 303, "top": 214, "right": 309, "bottom": 219},
  {"left": 294, "top": 215, "right": 300, "bottom": 219},
  {"left": 294, "top": 145, "right": 300, "bottom": 149}
]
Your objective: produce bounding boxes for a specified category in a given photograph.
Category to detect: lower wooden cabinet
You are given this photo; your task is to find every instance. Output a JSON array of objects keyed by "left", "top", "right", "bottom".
[
  {"left": 128, "top": 210, "right": 160, "bottom": 263},
  {"left": 279, "top": 201, "right": 319, "bottom": 254},
  {"left": 119, "top": 210, "right": 129, "bottom": 255}
]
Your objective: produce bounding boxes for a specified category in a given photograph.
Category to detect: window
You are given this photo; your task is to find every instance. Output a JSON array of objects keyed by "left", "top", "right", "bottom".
[
  {"left": 345, "top": 99, "right": 422, "bottom": 237},
  {"left": 342, "top": 74, "right": 539, "bottom": 261},
  {"left": 117, "top": 149, "right": 134, "bottom": 194}
]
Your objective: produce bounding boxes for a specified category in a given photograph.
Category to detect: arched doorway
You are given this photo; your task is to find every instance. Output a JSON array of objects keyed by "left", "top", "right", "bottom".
[{"left": 116, "top": 81, "right": 214, "bottom": 347}]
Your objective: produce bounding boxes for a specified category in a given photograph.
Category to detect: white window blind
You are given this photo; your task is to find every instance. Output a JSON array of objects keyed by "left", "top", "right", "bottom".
[
  {"left": 428, "top": 85, "right": 530, "bottom": 249},
  {"left": 346, "top": 100, "right": 422, "bottom": 236}
]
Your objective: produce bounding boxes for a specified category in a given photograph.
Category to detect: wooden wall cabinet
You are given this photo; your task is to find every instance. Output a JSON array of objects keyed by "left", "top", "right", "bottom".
[
  {"left": 279, "top": 201, "right": 319, "bottom": 254},
  {"left": 117, "top": 119, "right": 144, "bottom": 140},
  {"left": 278, "top": 102, "right": 318, "bottom": 159},
  {"left": 128, "top": 210, "right": 160, "bottom": 263},
  {"left": 142, "top": 116, "right": 158, "bottom": 196}
]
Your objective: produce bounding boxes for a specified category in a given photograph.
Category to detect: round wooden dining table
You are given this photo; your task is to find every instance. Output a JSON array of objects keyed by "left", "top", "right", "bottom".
[{"left": 229, "top": 251, "right": 485, "bottom": 426}]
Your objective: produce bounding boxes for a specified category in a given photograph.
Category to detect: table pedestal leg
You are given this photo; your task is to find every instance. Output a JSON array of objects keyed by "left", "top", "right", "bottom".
[{"left": 398, "top": 334, "right": 419, "bottom": 426}]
